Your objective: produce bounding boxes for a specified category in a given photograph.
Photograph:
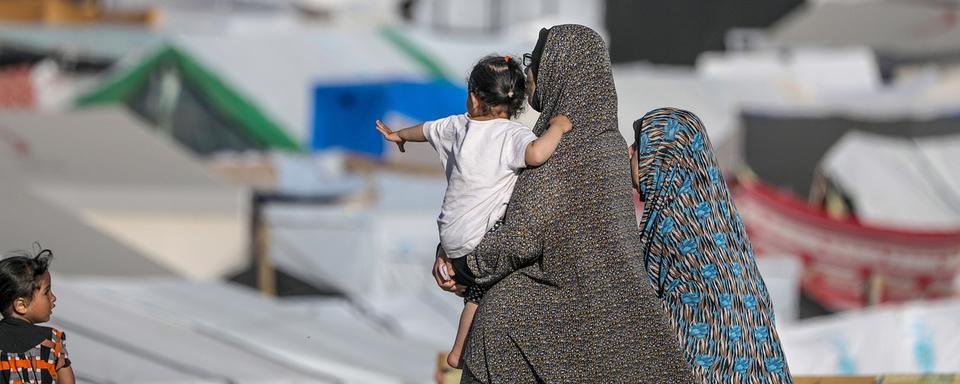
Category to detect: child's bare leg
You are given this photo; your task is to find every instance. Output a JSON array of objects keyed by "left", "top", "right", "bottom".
[{"left": 447, "top": 301, "right": 478, "bottom": 369}]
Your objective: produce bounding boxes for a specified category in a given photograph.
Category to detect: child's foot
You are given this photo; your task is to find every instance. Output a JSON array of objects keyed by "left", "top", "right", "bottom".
[{"left": 446, "top": 349, "right": 462, "bottom": 369}]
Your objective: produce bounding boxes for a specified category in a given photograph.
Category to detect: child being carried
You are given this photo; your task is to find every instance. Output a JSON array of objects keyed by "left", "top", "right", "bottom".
[{"left": 376, "top": 55, "right": 571, "bottom": 369}]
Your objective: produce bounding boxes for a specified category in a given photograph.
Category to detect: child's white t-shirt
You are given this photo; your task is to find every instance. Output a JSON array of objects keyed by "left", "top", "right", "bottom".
[{"left": 423, "top": 113, "right": 537, "bottom": 259}]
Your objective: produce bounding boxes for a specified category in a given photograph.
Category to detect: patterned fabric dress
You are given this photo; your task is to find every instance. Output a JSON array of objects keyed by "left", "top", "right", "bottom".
[
  {"left": 460, "top": 25, "right": 696, "bottom": 383},
  {"left": 635, "top": 108, "right": 792, "bottom": 383},
  {"left": 0, "top": 325, "right": 69, "bottom": 384}
]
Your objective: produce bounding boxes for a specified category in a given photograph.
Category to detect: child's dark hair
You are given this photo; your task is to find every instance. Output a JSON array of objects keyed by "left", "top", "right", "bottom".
[
  {"left": 0, "top": 246, "right": 53, "bottom": 317},
  {"left": 467, "top": 55, "right": 526, "bottom": 118}
]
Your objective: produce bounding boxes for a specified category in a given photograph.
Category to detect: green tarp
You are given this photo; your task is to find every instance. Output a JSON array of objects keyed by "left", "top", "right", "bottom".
[{"left": 76, "top": 44, "right": 301, "bottom": 152}]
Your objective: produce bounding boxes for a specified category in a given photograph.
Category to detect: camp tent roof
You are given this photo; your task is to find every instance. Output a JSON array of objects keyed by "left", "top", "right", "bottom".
[
  {"left": 284, "top": 289, "right": 463, "bottom": 352},
  {"left": 174, "top": 28, "right": 429, "bottom": 143},
  {"left": 741, "top": 110, "right": 960, "bottom": 196},
  {"left": 75, "top": 43, "right": 301, "bottom": 153},
  {"left": 0, "top": 107, "right": 229, "bottom": 188},
  {"left": 0, "top": 23, "right": 157, "bottom": 62},
  {"left": 613, "top": 64, "right": 741, "bottom": 170},
  {"left": 0, "top": 181, "right": 173, "bottom": 277},
  {"left": 769, "top": 1, "right": 960, "bottom": 65},
  {"left": 0, "top": 107, "right": 248, "bottom": 279},
  {"left": 779, "top": 298, "right": 960, "bottom": 375},
  {"left": 62, "top": 278, "right": 438, "bottom": 383},
  {"left": 696, "top": 46, "right": 960, "bottom": 120},
  {"left": 52, "top": 278, "right": 325, "bottom": 383},
  {"left": 76, "top": 26, "right": 432, "bottom": 153},
  {"left": 821, "top": 131, "right": 960, "bottom": 231},
  {"left": 265, "top": 172, "right": 443, "bottom": 299},
  {"left": 734, "top": 180, "right": 960, "bottom": 311}
]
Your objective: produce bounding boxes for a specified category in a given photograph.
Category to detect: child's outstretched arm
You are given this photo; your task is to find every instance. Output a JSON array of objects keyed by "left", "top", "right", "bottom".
[
  {"left": 376, "top": 120, "right": 427, "bottom": 153},
  {"left": 525, "top": 114, "right": 572, "bottom": 166}
]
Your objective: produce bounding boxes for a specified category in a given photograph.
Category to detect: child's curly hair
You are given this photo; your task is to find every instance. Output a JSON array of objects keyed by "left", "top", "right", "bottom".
[
  {"left": 467, "top": 55, "right": 526, "bottom": 119},
  {"left": 0, "top": 245, "right": 53, "bottom": 316}
]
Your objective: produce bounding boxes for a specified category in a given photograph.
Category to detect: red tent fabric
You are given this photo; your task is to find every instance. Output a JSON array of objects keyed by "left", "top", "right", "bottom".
[
  {"left": 0, "top": 65, "right": 34, "bottom": 109},
  {"left": 733, "top": 180, "right": 960, "bottom": 310}
]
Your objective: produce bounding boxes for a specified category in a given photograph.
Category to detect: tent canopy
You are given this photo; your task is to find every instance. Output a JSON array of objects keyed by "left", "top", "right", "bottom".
[
  {"left": 266, "top": 172, "right": 444, "bottom": 299},
  {"left": 75, "top": 26, "right": 442, "bottom": 155},
  {"left": 0, "top": 107, "right": 248, "bottom": 279},
  {"left": 779, "top": 298, "right": 960, "bottom": 375},
  {"left": 0, "top": 182, "right": 173, "bottom": 277},
  {"left": 76, "top": 44, "right": 301, "bottom": 154},
  {"left": 734, "top": 180, "right": 960, "bottom": 311},
  {"left": 770, "top": 1, "right": 960, "bottom": 66},
  {"left": 821, "top": 131, "right": 960, "bottom": 231},
  {"left": 742, "top": 111, "right": 960, "bottom": 196},
  {"left": 60, "top": 278, "right": 438, "bottom": 383},
  {"left": 0, "top": 23, "right": 157, "bottom": 63}
]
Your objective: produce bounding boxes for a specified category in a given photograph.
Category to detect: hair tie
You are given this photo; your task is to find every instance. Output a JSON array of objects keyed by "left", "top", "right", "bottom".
[
  {"left": 507, "top": 90, "right": 514, "bottom": 97},
  {"left": 504, "top": 55, "right": 511, "bottom": 63}
]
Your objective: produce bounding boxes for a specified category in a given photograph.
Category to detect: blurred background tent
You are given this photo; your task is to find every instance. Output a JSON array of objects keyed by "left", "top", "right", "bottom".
[
  {"left": 819, "top": 131, "right": 960, "bottom": 231},
  {"left": 0, "top": 107, "right": 248, "bottom": 279},
  {"left": 767, "top": 1, "right": 960, "bottom": 76},
  {"left": 2, "top": 0, "right": 960, "bottom": 382},
  {"left": 779, "top": 297, "right": 960, "bottom": 375}
]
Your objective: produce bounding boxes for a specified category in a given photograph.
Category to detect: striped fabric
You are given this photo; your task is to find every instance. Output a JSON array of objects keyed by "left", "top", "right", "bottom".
[
  {"left": 0, "top": 328, "right": 68, "bottom": 384},
  {"left": 635, "top": 108, "right": 792, "bottom": 383}
]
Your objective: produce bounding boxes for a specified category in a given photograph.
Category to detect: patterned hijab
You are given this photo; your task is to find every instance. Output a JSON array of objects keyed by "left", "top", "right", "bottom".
[
  {"left": 634, "top": 109, "right": 714, "bottom": 202},
  {"left": 529, "top": 24, "right": 619, "bottom": 139},
  {"left": 634, "top": 108, "right": 748, "bottom": 296}
]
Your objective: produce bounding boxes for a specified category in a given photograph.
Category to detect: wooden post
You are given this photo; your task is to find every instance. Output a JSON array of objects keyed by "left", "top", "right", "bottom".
[
  {"left": 251, "top": 192, "right": 276, "bottom": 296},
  {"left": 866, "top": 271, "right": 884, "bottom": 307}
]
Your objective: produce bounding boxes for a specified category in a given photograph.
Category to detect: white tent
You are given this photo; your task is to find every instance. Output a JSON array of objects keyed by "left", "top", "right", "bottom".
[
  {"left": 0, "top": 107, "right": 248, "bottom": 279},
  {"left": 284, "top": 288, "right": 463, "bottom": 351},
  {"left": 51, "top": 278, "right": 324, "bottom": 383},
  {"left": 779, "top": 298, "right": 960, "bottom": 375},
  {"left": 821, "top": 131, "right": 960, "bottom": 231},
  {"left": 266, "top": 172, "right": 444, "bottom": 299},
  {"left": 0, "top": 182, "right": 173, "bottom": 277},
  {"left": 769, "top": 1, "right": 960, "bottom": 66},
  {"left": 756, "top": 256, "right": 802, "bottom": 325},
  {"left": 58, "top": 278, "right": 438, "bottom": 383},
  {"left": 170, "top": 27, "right": 428, "bottom": 144},
  {"left": 0, "top": 23, "right": 157, "bottom": 62},
  {"left": 613, "top": 64, "right": 741, "bottom": 171}
]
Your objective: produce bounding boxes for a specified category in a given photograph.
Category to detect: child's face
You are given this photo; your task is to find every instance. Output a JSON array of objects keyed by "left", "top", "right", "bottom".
[{"left": 17, "top": 272, "right": 56, "bottom": 323}]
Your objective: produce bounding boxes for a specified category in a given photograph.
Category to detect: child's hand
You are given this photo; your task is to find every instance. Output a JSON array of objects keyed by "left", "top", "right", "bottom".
[
  {"left": 550, "top": 114, "right": 573, "bottom": 133},
  {"left": 376, "top": 120, "right": 406, "bottom": 152}
]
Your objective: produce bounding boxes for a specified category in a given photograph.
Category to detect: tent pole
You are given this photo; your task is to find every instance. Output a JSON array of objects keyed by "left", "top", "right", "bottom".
[{"left": 252, "top": 192, "right": 277, "bottom": 296}]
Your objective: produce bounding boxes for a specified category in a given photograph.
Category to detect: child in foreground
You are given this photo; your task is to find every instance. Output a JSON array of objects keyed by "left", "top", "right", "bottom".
[
  {"left": 376, "top": 55, "right": 571, "bottom": 368},
  {"left": 0, "top": 247, "right": 74, "bottom": 384}
]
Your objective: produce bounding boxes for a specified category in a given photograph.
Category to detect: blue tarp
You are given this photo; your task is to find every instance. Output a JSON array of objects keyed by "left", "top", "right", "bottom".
[{"left": 311, "top": 80, "right": 466, "bottom": 156}]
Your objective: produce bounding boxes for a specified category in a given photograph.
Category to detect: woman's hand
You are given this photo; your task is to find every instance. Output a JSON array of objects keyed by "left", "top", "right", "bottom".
[
  {"left": 433, "top": 248, "right": 466, "bottom": 295},
  {"left": 376, "top": 120, "right": 406, "bottom": 152}
]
